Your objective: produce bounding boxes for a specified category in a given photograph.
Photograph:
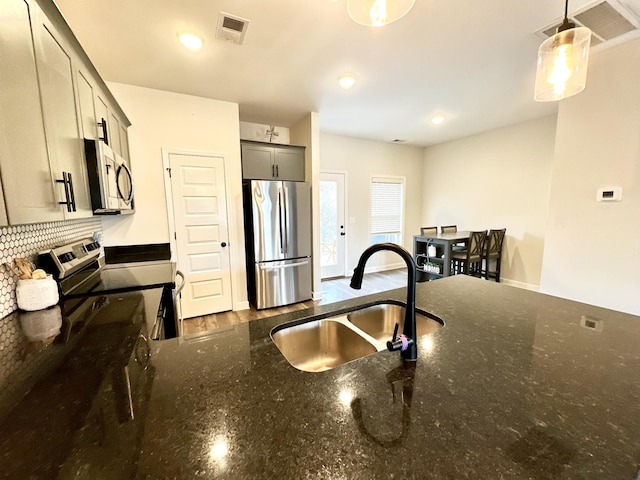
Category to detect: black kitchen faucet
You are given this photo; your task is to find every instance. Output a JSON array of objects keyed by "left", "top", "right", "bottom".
[{"left": 350, "top": 243, "right": 418, "bottom": 362}]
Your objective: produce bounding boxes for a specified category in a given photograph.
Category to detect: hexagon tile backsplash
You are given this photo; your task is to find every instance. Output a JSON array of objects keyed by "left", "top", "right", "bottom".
[{"left": 0, "top": 218, "right": 102, "bottom": 319}]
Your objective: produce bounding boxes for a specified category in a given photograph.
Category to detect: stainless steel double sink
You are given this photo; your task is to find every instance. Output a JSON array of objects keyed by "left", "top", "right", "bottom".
[{"left": 270, "top": 302, "right": 444, "bottom": 372}]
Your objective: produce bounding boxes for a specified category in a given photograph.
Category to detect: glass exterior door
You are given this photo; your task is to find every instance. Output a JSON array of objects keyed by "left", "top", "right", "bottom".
[{"left": 320, "top": 172, "right": 346, "bottom": 278}]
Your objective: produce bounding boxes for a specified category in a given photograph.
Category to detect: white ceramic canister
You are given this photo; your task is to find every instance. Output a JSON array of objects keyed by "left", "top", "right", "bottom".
[{"left": 16, "top": 275, "right": 59, "bottom": 311}]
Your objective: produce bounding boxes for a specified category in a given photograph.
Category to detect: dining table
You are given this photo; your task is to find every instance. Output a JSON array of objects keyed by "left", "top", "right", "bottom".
[{"left": 413, "top": 231, "right": 471, "bottom": 280}]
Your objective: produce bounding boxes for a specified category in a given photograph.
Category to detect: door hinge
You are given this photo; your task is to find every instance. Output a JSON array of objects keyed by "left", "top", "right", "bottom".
[{"left": 166, "top": 167, "right": 172, "bottom": 178}]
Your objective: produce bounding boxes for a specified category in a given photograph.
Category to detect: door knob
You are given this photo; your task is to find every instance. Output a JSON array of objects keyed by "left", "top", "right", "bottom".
[{"left": 221, "top": 242, "right": 227, "bottom": 247}]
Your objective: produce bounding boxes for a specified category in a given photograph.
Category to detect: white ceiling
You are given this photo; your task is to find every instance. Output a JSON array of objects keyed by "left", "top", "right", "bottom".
[{"left": 54, "top": 0, "right": 640, "bottom": 147}]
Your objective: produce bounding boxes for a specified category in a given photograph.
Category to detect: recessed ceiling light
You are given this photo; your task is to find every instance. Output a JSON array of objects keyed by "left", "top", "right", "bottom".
[
  {"left": 338, "top": 76, "right": 356, "bottom": 90},
  {"left": 431, "top": 115, "right": 445, "bottom": 125},
  {"left": 178, "top": 32, "right": 204, "bottom": 52}
]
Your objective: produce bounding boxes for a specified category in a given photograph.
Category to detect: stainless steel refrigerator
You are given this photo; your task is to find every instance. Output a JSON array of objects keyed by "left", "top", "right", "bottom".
[{"left": 243, "top": 180, "right": 312, "bottom": 309}]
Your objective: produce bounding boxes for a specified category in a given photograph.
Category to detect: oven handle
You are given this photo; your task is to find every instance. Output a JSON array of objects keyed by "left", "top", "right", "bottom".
[
  {"left": 150, "top": 272, "right": 185, "bottom": 341},
  {"left": 175, "top": 270, "right": 185, "bottom": 336},
  {"left": 175, "top": 270, "right": 185, "bottom": 296}
]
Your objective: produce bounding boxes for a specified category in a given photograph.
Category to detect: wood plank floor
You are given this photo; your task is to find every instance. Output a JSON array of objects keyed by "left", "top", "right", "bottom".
[{"left": 181, "top": 268, "right": 407, "bottom": 336}]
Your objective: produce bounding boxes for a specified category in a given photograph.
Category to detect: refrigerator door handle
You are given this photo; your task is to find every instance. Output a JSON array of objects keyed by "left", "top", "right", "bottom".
[
  {"left": 283, "top": 185, "right": 290, "bottom": 254},
  {"left": 278, "top": 187, "right": 287, "bottom": 254},
  {"left": 259, "top": 259, "right": 309, "bottom": 270},
  {"left": 277, "top": 187, "right": 283, "bottom": 253}
]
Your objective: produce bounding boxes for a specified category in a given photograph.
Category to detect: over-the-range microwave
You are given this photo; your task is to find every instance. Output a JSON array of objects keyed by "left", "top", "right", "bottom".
[{"left": 84, "top": 139, "right": 134, "bottom": 215}]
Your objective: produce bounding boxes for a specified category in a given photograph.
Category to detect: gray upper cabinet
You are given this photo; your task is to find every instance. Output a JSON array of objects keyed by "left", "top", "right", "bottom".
[
  {"left": 274, "top": 147, "right": 305, "bottom": 181},
  {"left": 80, "top": 75, "right": 129, "bottom": 158},
  {"left": 94, "top": 93, "right": 110, "bottom": 143},
  {"left": 119, "top": 125, "right": 130, "bottom": 161},
  {"left": 76, "top": 69, "right": 99, "bottom": 141},
  {"left": 0, "top": 0, "right": 61, "bottom": 224},
  {"left": 32, "top": 8, "right": 92, "bottom": 219},
  {"left": 241, "top": 143, "right": 274, "bottom": 180},
  {"left": 0, "top": 0, "right": 131, "bottom": 225},
  {"left": 108, "top": 112, "right": 122, "bottom": 157},
  {"left": 241, "top": 141, "right": 305, "bottom": 181}
]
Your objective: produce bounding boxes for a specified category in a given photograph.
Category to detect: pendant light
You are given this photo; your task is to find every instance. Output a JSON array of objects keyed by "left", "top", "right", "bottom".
[
  {"left": 347, "top": 0, "right": 416, "bottom": 27},
  {"left": 534, "top": 0, "right": 591, "bottom": 102}
]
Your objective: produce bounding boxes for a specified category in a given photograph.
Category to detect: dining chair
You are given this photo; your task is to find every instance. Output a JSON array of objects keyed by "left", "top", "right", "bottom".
[
  {"left": 420, "top": 226, "right": 437, "bottom": 236},
  {"left": 441, "top": 224, "right": 465, "bottom": 251},
  {"left": 451, "top": 230, "right": 487, "bottom": 277},
  {"left": 482, "top": 228, "right": 506, "bottom": 282}
]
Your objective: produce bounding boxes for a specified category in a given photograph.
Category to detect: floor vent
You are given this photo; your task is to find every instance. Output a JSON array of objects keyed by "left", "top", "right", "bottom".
[
  {"left": 537, "top": 0, "right": 640, "bottom": 50},
  {"left": 216, "top": 12, "right": 250, "bottom": 45}
]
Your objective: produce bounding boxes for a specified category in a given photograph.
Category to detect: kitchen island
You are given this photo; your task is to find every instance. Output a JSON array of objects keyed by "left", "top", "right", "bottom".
[{"left": 1, "top": 275, "right": 639, "bottom": 478}]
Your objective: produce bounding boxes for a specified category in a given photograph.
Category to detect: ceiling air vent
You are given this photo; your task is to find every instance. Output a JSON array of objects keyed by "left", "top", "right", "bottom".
[
  {"left": 216, "top": 12, "right": 250, "bottom": 45},
  {"left": 537, "top": 0, "right": 640, "bottom": 50}
]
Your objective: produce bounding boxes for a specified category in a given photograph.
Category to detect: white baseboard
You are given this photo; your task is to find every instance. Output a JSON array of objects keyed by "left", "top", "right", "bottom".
[
  {"left": 361, "top": 262, "right": 405, "bottom": 276},
  {"left": 312, "top": 290, "right": 323, "bottom": 301},
  {"left": 501, "top": 278, "right": 540, "bottom": 292}
]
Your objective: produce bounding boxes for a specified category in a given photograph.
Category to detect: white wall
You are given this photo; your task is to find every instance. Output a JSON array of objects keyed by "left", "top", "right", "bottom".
[
  {"left": 291, "top": 113, "right": 321, "bottom": 298},
  {"left": 103, "top": 83, "right": 248, "bottom": 309},
  {"left": 422, "top": 116, "right": 557, "bottom": 289},
  {"left": 239, "top": 121, "right": 290, "bottom": 144},
  {"left": 540, "top": 39, "right": 640, "bottom": 316},
  {"left": 320, "top": 134, "right": 424, "bottom": 273}
]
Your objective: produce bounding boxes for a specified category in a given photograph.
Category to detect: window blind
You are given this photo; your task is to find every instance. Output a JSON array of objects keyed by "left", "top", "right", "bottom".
[{"left": 370, "top": 178, "right": 403, "bottom": 234}]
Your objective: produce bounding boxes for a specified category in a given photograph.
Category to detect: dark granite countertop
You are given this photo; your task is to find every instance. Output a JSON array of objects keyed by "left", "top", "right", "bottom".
[{"left": 2, "top": 275, "right": 640, "bottom": 479}]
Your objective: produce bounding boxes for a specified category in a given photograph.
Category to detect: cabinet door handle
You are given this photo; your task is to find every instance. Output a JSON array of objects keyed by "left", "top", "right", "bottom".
[
  {"left": 275, "top": 164, "right": 279, "bottom": 177},
  {"left": 272, "top": 164, "right": 275, "bottom": 178},
  {"left": 98, "top": 118, "right": 109, "bottom": 145},
  {"left": 67, "top": 172, "right": 76, "bottom": 212},
  {"left": 56, "top": 172, "right": 72, "bottom": 212}
]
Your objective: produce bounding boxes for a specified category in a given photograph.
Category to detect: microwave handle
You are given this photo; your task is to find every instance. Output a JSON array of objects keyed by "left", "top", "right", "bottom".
[{"left": 116, "top": 163, "right": 134, "bottom": 204}]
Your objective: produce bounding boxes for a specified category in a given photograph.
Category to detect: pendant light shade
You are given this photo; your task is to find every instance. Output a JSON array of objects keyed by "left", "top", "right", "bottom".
[
  {"left": 347, "top": 0, "right": 416, "bottom": 27},
  {"left": 534, "top": 1, "right": 591, "bottom": 102}
]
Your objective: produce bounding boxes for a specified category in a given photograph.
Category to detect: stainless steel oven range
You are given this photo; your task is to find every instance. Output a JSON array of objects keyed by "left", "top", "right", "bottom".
[{"left": 38, "top": 237, "right": 182, "bottom": 340}]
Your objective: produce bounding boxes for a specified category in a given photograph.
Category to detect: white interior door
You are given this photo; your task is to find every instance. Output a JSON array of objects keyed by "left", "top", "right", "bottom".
[
  {"left": 320, "top": 171, "right": 347, "bottom": 279},
  {"left": 167, "top": 151, "right": 233, "bottom": 319}
]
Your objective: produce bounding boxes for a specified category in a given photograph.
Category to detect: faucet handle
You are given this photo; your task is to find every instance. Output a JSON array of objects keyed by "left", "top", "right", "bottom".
[{"left": 387, "top": 322, "right": 414, "bottom": 353}]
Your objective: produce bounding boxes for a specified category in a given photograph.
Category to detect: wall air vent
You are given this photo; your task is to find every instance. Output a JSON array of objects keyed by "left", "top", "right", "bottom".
[
  {"left": 216, "top": 12, "right": 250, "bottom": 45},
  {"left": 537, "top": 0, "right": 640, "bottom": 50}
]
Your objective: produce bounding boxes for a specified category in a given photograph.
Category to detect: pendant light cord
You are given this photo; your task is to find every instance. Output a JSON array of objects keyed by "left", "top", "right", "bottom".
[{"left": 558, "top": 0, "right": 574, "bottom": 33}]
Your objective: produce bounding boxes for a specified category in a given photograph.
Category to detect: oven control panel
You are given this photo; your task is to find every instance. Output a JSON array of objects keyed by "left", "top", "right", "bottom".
[{"left": 39, "top": 238, "right": 102, "bottom": 279}]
